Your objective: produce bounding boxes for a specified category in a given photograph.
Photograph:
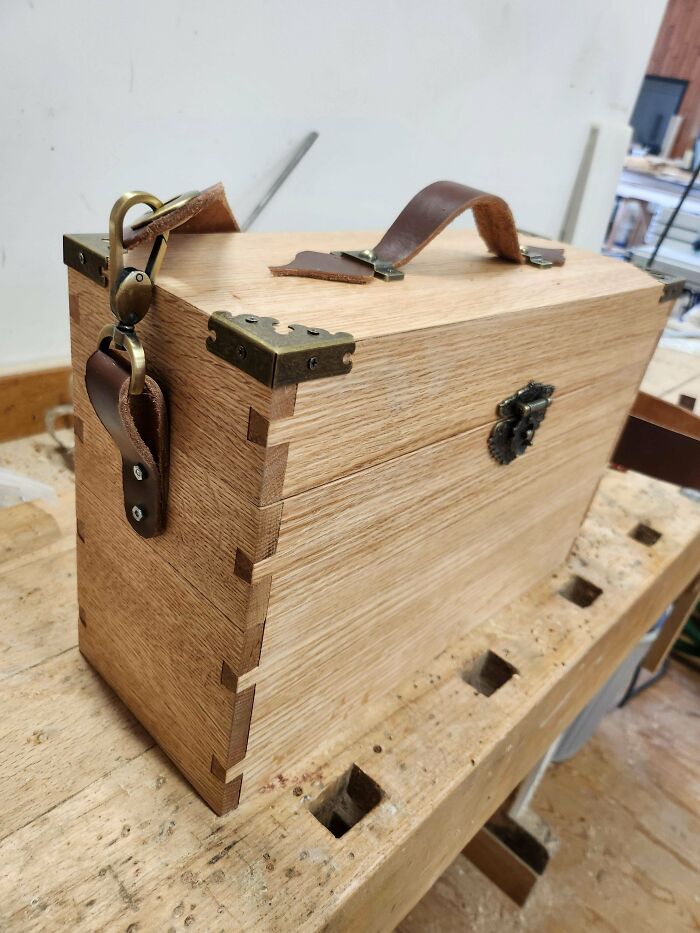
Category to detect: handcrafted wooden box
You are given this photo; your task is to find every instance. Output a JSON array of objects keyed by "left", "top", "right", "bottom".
[{"left": 66, "top": 227, "right": 667, "bottom": 813}]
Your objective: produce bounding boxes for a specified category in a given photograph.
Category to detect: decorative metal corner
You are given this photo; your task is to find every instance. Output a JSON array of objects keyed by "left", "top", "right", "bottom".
[
  {"left": 645, "top": 269, "right": 685, "bottom": 304},
  {"left": 63, "top": 233, "right": 110, "bottom": 286},
  {"left": 206, "top": 312, "right": 355, "bottom": 388}
]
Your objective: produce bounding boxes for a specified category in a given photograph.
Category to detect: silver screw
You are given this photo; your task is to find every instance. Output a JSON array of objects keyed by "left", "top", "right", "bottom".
[
  {"left": 133, "top": 464, "right": 144, "bottom": 481},
  {"left": 131, "top": 505, "right": 144, "bottom": 522},
  {"left": 308, "top": 357, "right": 319, "bottom": 371},
  {"left": 78, "top": 252, "right": 86, "bottom": 265}
]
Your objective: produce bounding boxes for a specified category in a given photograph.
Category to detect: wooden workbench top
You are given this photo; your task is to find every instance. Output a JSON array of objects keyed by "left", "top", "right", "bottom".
[{"left": 1, "top": 425, "right": 699, "bottom": 931}]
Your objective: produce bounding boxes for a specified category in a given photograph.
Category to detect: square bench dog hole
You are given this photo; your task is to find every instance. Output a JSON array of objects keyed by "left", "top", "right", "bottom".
[
  {"left": 629, "top": 522, "right": 662, "bottom": 547},
  {"left": 308, "top": 764, "right": 383, "bottom": 839},
  {"left": 462, "top": 649, "right": 518, "bottom": 698},
  {"left": 559, "top": 574, "right": 603, "bottom": 609}
]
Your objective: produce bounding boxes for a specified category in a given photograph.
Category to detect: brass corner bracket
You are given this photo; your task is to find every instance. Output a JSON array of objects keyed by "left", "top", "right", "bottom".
[
  {"left": 63, "top": 233, "right": 110, "bottom": 287},
  {"left": 206, "top": 312, "right": 355, "bottom": 388},
  {"left": 645, "top": 269, "right": 686, "bottom": 304}
]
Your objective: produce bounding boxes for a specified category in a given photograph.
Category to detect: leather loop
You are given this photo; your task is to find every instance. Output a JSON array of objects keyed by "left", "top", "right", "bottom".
[
  {"left": 270, "top": 180, "right": 563, "bottom": 283},
  {"left": 85, "top": 350, "right": 169, "bottom": 537}
]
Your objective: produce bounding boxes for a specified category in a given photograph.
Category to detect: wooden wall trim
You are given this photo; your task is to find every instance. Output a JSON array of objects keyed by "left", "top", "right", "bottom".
[{"left": 0, "top": 363, "right": 72, "bottom": 443}]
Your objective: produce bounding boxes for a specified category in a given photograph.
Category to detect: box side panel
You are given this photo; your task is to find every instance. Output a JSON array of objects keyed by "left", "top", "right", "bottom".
[
  {"left": 69, "top": 272, "right": 286, "bottom": 812},
  {"left": 76, "top": 486, "right": 242, "bottom": 812},
  {"left": 241, "top": 484, "right": 595, "bottom": 790},
  {"left": 269, "top": 288, "right": 667, "bottom": 497},
  {"left": 234, "top": 362, "right": 650, "bottom": 793},
  {"left": 69, "top": 274, "right": 288, "bottom": 665}
]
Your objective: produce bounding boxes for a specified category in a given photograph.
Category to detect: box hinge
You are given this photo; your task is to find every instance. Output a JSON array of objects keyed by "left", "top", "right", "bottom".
[
  {"left": 206, "top": 312, "right": 355, "bottom": 387},
  {"left": 63, "top": 233, "right": 110, "bottom": 287}
]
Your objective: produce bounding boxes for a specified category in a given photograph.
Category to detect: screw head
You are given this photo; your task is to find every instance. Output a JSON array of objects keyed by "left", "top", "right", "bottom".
[
  {"left": 131, "top": 505, "right": 144, "bottom": 522},
  {"left": 236, "top": 344, "right": 247, "bottom": 359},
  {"left": 308, "top": 356, "right": 319, "bottom": 371},
  {"left": 133, "top": 464, "right": 144, "bottom": 481},
  {"left": 307, "top": 328, "right": 320, "bottom": 336},
  {"left": 78, "top": 252, "right": 86, "bottom": 265},
  {"left": 245, "top": 316, "right": 259, "bottom": 324}
]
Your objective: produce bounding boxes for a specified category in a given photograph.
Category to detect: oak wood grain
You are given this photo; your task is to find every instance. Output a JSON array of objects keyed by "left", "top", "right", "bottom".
[
  {"left": 66, "top": 229, "right": 666, "bottom": 813},
  {"left": 0, "top": 363, "right": 71, "bottom": 443},
  {"left": 1, "top": 465, "right": 698, "bottom": 929}
]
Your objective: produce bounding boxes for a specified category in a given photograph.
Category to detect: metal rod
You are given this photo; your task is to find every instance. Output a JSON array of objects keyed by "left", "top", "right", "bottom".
[
  {"left": 646, "top": 157, "right": 700, "bottom": 270},
  {"left": 241, "top": 131, "right": 319, "bottom": 231}
]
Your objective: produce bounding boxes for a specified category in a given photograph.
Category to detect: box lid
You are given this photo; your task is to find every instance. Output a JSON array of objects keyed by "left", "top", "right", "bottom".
[{"left": 155, "top": 228, "right": 662, "bottom": 341}]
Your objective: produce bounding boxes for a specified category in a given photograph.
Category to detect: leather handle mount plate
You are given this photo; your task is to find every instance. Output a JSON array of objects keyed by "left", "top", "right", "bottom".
[
  {"left": 86, "top": 350, "right": 169, "bottom": 538},
  {"left": 269, "top": 180, "right": 565, "bottom": 283}
]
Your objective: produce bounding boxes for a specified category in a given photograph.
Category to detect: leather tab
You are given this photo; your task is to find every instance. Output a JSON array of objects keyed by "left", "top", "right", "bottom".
[
  {"left": 85, "top": 350, "right": 169, "bottom": 537},
  {"left": 270, "top": 251, "right": 374, "bottom": 283},
  {"left": 123, "top": 182, "right": 239, "bottom": 250}
]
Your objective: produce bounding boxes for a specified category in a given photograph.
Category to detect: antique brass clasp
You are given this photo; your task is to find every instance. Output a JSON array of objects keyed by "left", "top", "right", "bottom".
[{"left": 488, "top": 381, "right": 555, "bottom": 464}]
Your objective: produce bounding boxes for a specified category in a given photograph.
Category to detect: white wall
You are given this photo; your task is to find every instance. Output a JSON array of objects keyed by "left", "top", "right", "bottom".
[{"left": 0, "top": 0, "right": 665, "bottom": 367}]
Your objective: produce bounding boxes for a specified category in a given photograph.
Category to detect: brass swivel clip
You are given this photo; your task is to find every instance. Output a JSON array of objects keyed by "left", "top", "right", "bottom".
[{"left": 97, "top": 190, "right": 198, "bottom": 394}]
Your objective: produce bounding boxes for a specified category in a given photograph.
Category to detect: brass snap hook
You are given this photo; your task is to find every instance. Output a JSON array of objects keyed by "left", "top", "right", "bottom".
[
  {"left": 101, "top": 189, "right": 200, "bottom": 394},
  {"left": 97, "top": 322, "right": 147, "bottom": 396},
  {"left": 99, "top": 191, "right": 165, "bottom": 394},
  {"left": 108, "top": 191, "right": 167, "bottom": 328}
]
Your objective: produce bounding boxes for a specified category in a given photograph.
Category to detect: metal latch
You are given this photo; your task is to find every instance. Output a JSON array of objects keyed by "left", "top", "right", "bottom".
[
  {"left": 331, "top": 248, "right": 404, "bottom": 281},
  {"left": 488, "top": 381, "right": 555, "bottom": 464},
  {"left": 520, "top": 246, "right": 553, "bottom": 268}
]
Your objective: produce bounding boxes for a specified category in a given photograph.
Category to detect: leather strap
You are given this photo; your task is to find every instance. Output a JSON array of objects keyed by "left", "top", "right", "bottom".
[
  {"left": 84, "top": 181, "right": 232, "bottom": 536},
  {"left": 123, "top": 181, "right": 238, "bottom": 250},
  {"left": 270, "top": 180, "right": 565, "bottom": 283},
  {"left": 611, "top": 391, "right": 700, "bottom": 491},
  {"left": 85, "top": 350, "right": 169, "bottom": 537}
]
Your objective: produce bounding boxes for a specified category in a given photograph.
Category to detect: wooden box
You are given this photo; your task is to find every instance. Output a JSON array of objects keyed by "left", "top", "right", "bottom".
[{"left": 66, "top": 225, "right": 667, "bottom": 813}]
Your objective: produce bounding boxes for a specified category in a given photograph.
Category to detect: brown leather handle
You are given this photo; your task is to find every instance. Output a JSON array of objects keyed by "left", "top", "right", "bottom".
[
  {"left": 373, "top": 181, "right": 522, "bottom": 267},
  {"left": 270, "top": 180, "right": 564, "bottom": 283}
]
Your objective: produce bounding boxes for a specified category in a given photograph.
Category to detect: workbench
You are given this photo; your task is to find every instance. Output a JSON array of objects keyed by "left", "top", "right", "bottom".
[{"left": 1, "top": 431, "right": 699, "bottom": 931}]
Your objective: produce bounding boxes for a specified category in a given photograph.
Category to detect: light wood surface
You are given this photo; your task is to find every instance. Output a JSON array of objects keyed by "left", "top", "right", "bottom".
[
  {"left": 163, "top": 228, "right": 664, "bottom": 496},
  {"left": 156, "top": 230, "right": 661, "bottom": 339},
  {"left": 643, "top": 571, "right": 700, "bottom": 673},
  {"left": 641, "top": 344, "right": 700, "bottom": 406},
  {"left": 67, "top": 228, "right": 667, "bottom": 811},
  {"left": 274, "top": 288, "right": 664, "bottom": 497},
  {"left": 1, "top": 457, "right": 699, "bottom": 931},
  {"left": 399, "top": 660, "right": 700, "bottom": 933},
  {"left": 68, "top": 232, "right": 666, "bottom": 810},
  {"left": 240, "top": 369, "right": 647, "bottom": 786},
  {"left": 0, "top": 362, "right": 71, "bottom": 443}
]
